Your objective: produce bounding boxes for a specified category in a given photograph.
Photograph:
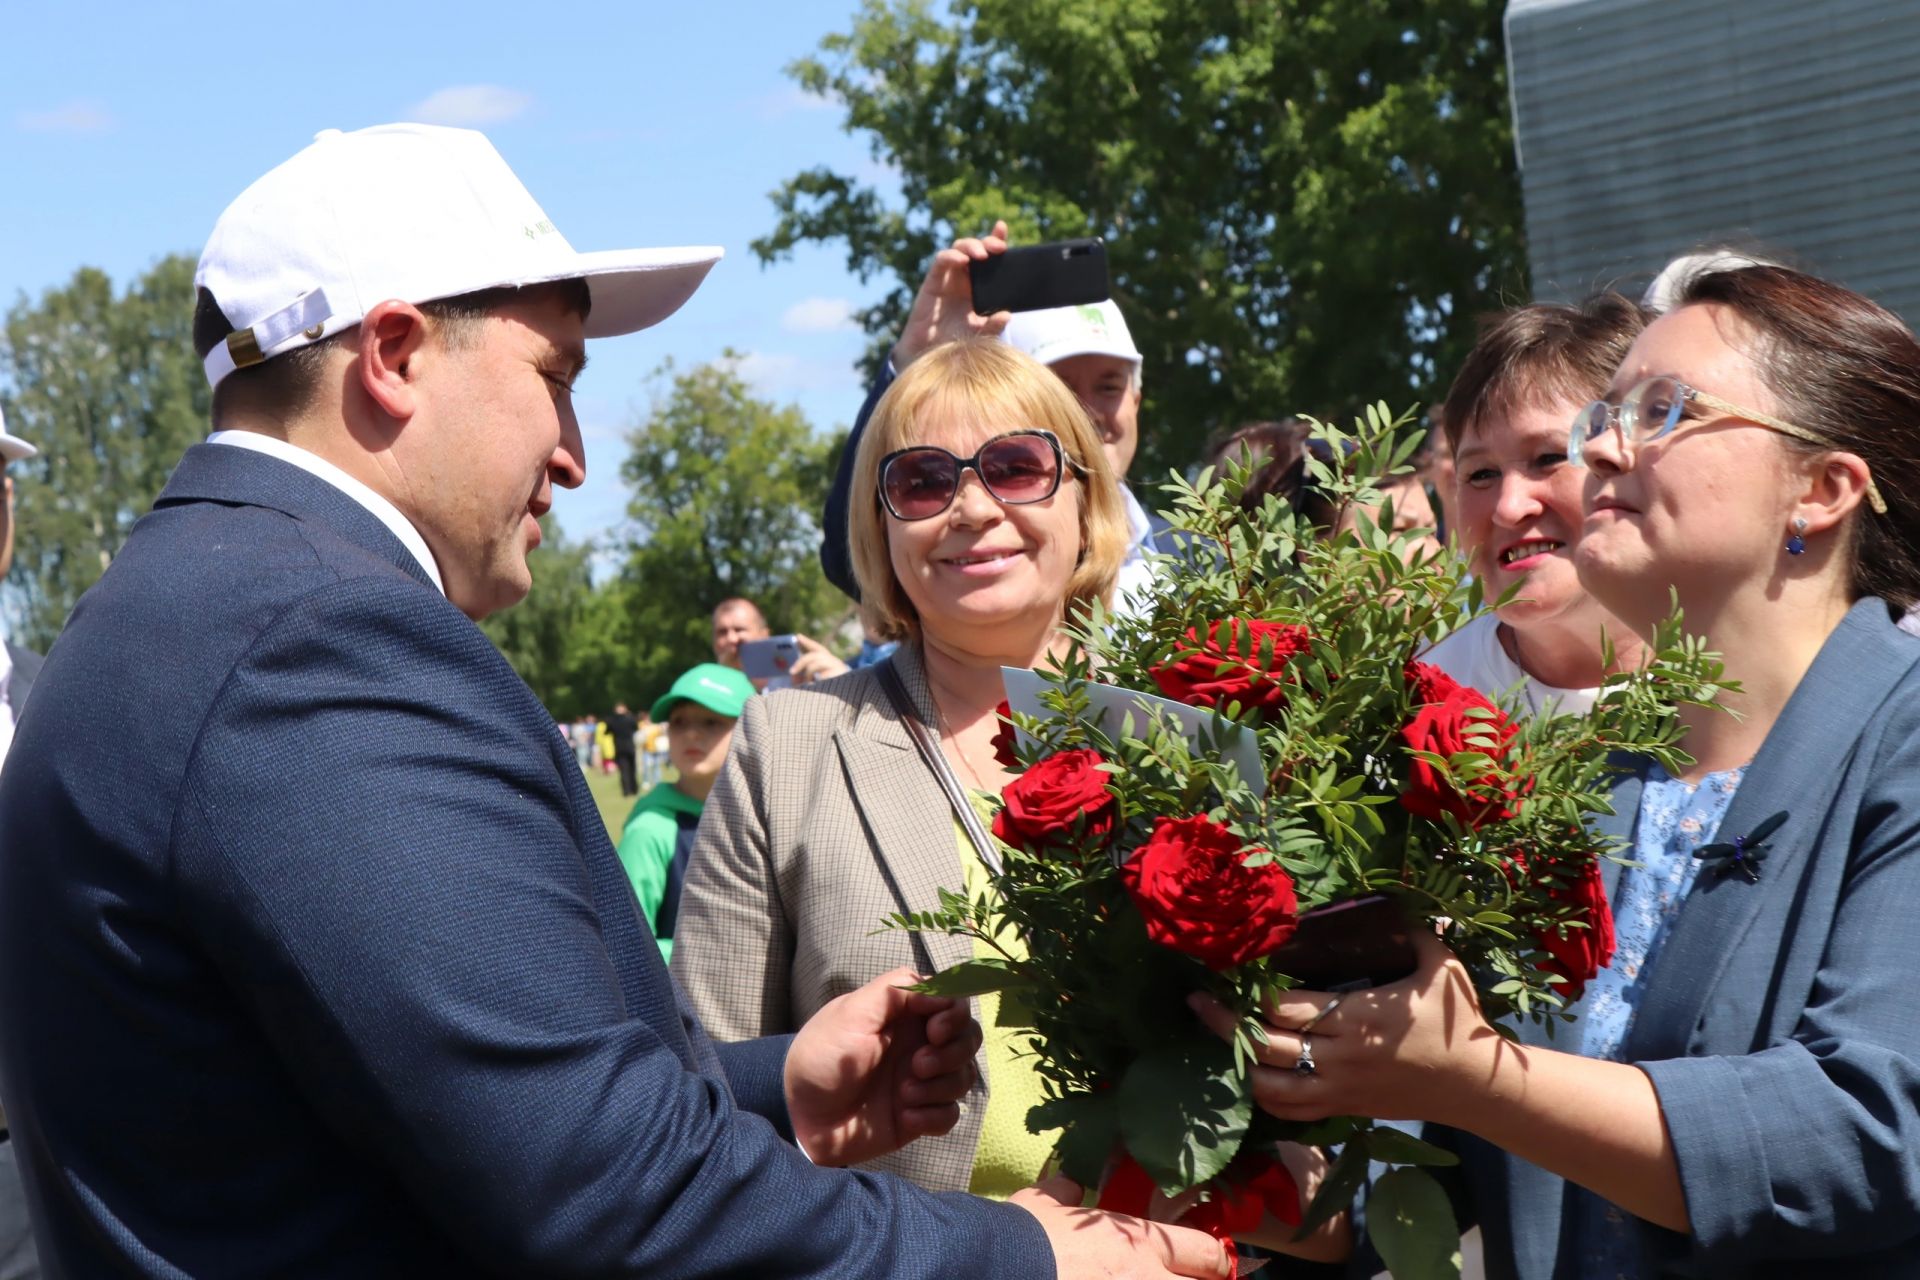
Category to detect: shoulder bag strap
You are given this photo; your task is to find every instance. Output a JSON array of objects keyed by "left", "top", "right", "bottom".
[{"left": 876, "top": 659, "right": 1003, "bottom": 876}]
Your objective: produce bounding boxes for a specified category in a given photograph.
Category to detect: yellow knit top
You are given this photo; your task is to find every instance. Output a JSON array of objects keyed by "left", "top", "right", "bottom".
[{"left": 957, "top": 821, "right": 1056, "bottom": 1199}]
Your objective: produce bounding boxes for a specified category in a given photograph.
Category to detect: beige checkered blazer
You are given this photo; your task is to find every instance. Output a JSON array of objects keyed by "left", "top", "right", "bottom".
[{"left": 670, "top": 643, "right": 986, "bottom": 1192}]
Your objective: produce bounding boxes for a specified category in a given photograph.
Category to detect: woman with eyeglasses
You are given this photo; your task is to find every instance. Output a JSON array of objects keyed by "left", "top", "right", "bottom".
[
  {"left": 1207, "top": 265, "right": 1920, "bottom": 1277},
  {"left": 1421, "top": 293, "right": 1649, "bottom": 716},
  {"left": 671, "top": 338, "right": 1131, "bottom": 1197}
]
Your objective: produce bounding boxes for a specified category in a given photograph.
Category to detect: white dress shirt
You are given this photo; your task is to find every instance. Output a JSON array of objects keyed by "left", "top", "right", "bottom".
[{"left": 206, "top": 431, "right": 445, "bottom": 594}]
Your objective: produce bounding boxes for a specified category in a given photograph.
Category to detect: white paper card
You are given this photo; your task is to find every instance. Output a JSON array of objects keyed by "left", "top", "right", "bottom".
[{"left": 1000, "top": 667, "right": 1267, "bottom": 799}]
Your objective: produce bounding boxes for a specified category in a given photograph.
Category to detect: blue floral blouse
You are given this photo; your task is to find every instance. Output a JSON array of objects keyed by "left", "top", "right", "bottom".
[{"left": 1568, "top": 762, "right": 1746, "bottom": 1277}]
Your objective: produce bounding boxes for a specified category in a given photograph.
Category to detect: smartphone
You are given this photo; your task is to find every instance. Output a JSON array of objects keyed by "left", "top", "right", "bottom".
[
  {"left": 969, "top": 239, "right": 1110, "bottom": 315},
  {"left": 1265, "top": 895, "right": 1417, "bottom": 991},
  {"left": 738, "top": 635, "right": 801, "bottom": 681}
]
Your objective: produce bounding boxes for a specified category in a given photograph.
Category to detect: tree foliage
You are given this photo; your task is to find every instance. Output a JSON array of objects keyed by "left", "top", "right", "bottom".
[
  {"left": 477, "top": 515, "right": 599, "bottom": 717},
  {"left": 600, "top": 355, "right": 847, "bottom": 705},
  {"left": 754, "top": 0, "right": 1526, "bottom": 478},
  {"left": 1, "top": 256, "right": 208, "bottom": 646}
]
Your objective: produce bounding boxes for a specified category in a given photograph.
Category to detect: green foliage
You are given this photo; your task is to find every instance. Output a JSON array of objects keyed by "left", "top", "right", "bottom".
[
  {"left": 493, "top": 357, "right": 853, "bottom": 715},
  {"left": 1116, "top": 1039, "right": 1252, "bottom": 1192},
  {"left": 477, "top": 516, "right": 599, "bottom": 717},
  {"left": 889, "top": 406, "right": 1728, "bottom": 1270},
  {"left": 1368, "top": 1168, "right": 1463, "bottom": 1280},
  {"left": 1, "top": 256, "right": 207, "bottom": 646},
  {"left": 755, "top": 0, "right": 1526, "bottom": 477},
  {"left": 606, "top": 355, "right": 849, "bottom": 702}
]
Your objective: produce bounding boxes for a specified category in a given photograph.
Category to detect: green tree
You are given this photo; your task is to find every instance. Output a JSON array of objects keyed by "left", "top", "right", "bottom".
[
  {"left": 610, "top": 355, "right": 848, "bottom": 705},
  {"left": 1, "top": 255, "right": 208, "bottom": 646},
  {"left": 754, "top": 0, "right": 1525, "bottom": 478},
  {"left": 478, "top": 515, "right": 599, "bottom": 716}
]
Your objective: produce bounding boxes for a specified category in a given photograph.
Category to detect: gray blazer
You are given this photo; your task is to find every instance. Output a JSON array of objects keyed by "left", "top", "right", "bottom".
[
  {"left": 671, "top": 644, "right": 987, "bottom": 1192},
  {"left": 1437, "top": 597, "right": 1920, "bottom": 1277}
]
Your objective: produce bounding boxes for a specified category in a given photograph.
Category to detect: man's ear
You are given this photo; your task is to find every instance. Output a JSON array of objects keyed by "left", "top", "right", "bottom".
[{"left": 355, "top": 300, "right": 432, "bottom": 421}]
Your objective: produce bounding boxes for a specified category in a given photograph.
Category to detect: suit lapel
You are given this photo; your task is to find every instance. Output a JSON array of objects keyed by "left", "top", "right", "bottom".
[
  {"left": 834, "top": 647, "right": 972, "bottom": 975},
  {"left": 1623, "top": 599, "right": 1920, "bottom": 1060}
]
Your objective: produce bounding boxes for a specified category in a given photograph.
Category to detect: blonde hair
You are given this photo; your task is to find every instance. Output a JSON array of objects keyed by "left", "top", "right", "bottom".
[{"left": 849, "top": 338, "right": 1130, "bottom": 642}]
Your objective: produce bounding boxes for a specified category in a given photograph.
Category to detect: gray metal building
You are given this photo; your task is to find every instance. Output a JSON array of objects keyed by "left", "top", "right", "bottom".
[{"left": 1506, "top": 0, "right": 1920, "bottom": 319}]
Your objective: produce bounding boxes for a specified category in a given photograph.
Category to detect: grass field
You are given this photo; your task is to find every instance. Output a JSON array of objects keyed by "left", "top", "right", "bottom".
[{"left": 582, "top": 763, "right": 638, "bottom": 843}]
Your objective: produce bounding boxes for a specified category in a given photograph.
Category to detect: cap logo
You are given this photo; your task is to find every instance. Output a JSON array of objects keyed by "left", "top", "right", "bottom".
[
  {"left": 523, "top": 218, "right": 557, "bottom": 241},
  {"left": 1076, "top": 304, "right": 1108, "bottom": 331}
]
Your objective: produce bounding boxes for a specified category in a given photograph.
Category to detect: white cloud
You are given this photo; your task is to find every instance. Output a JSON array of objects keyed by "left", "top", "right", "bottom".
[
  {"left": 16, "top": 100, "right": 113, "bottom": 135},
  {"left": 728, "top": 351, "right": 859, "bottom": 399},
  {"left": 781, "top": 296, "right": 858, "bottom": 334},
  {"left": 405, "top": 85, "right": 533, "bottom": 127}
]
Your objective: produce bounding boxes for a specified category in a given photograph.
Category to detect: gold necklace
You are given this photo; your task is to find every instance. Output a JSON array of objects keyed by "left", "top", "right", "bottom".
[{"left": 929, "top": 686, "right": 992, "bottom": 794}]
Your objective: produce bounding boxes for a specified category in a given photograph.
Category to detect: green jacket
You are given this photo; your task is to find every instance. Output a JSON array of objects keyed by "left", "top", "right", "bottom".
[{"left": 615, "top": 783, "right": 705, "bottom": 962}]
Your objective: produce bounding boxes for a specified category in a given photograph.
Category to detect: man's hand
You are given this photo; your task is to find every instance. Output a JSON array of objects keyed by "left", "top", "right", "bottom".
[
  {"left": 1010, "top": 1177, "right": 1235, "bottom": 1280},
  {"left": 785, "top": 966, "right": 981, "bottom": 1167},
  {"left": 787, "top": 634, "right": 850, "bottom": 687},
  {"left": 893, "top": 220, "right": 1014, "bottom": 370}
]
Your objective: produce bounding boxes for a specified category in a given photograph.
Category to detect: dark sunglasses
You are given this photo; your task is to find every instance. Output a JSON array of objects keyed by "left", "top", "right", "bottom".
[{"left": 878, "top": 429, "right": 1087, "bottom": 522}]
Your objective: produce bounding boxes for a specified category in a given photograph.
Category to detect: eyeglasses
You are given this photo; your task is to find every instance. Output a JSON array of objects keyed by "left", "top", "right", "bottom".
[
  {"left": 1569, "top": 375, "right": 1887, "bottom": 514},
  {"left": 878, "top": 429, "right": 1087, "bottom": 521}
]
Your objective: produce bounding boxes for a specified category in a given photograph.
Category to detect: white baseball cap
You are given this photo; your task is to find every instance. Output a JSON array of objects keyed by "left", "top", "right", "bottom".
[
  {"left": 1002, "top": 299, "right": 1141, "bottom": 369},
  {"left": 195, "top": 123, "right": 724, "bottom": 388},
  {"left": 0, "top": 406, "right": 35, "bottom": 463}
]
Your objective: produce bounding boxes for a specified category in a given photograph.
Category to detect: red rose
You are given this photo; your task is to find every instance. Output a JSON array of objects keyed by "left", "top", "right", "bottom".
[
  {"left": 1149, "top": 620, "right": 1311, "bottom": 719},
  {"left": 1186, "top": 1153, "right": 1303, "bottom": 1237},
  {"left": 991, "top": 749, "right": 1116, "bottom": 848},
  {"left": 990, "top": 700, "right": 1020, "bottom": 771},
  {"left": 1120, "top": 815, "right": 1299, "bottom": 970},
  {"left": 1533, "top": 858, "right": 1616, "bottom": 1001},
  {"left": 1398, "top": 660, "right": 1523, "bottom": 828},
  {"left": 1099, "top": 1150, "right": 1300, "bottom": 1264}
]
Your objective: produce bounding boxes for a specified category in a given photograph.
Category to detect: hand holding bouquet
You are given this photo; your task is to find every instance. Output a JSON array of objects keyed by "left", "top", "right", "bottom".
[{"left": 892, "top": 407, "right": 1725, "bottom": 1277}]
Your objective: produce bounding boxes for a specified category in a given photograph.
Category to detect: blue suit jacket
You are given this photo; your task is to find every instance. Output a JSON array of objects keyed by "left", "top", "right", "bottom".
[
  {"left": 0, "top": 443, "right": 1048, "bottom": 1277},
  {"left": 1424, "top": 598, "right": 1920, "bottom": 1278}
]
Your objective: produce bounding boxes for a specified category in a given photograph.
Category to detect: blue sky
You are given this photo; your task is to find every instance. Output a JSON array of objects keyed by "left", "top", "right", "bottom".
[{"left": 2, "top": 0, "right": 903, "bottom": 552}]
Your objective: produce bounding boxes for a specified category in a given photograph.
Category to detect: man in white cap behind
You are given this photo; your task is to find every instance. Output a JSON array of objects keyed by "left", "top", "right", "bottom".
[
  {"left": 0, "top": 127, "right": 1228, "bottom": 1280},
  {"left": 821, "top": 220, "right": 1169, "bottom": 610},
  {"left": 0, "top": 408, "right": 42, "bottom": 1280}
]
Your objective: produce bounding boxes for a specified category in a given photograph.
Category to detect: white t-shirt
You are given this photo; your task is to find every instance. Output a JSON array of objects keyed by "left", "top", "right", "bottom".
[
  {"left": 1420, "top": 612, "right": 1597, "bottom": 717},
  {"left": 1110, "top": 486, "right": 1158, "bottom": 619}
]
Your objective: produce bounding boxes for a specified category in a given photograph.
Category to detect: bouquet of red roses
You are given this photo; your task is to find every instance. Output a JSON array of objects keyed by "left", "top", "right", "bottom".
[{"left": 893, "top": 407, "right": 1725, "bottom": 1278}]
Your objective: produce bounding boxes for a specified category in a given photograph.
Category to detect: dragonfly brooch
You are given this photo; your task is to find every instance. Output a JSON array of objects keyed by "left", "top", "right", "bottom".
[{"left": 1693, "top": 810, "right": 1788, "bottom": 884}]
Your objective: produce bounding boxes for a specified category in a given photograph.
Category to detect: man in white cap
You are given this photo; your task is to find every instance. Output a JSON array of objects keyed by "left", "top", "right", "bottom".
[
  {"left": 0, "top": 126, "right": 1227, "bottom": 1280},
  {"left": 821, "top": 220, "right": 1168, "bottom": 610},
  {"left": 0, "top": 409, "right": 41, "bottom": 1280}
]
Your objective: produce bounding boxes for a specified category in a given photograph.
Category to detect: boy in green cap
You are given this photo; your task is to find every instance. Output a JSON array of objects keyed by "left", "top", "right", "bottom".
[{"left": 616, "top": 662, "right": 755, "bottom": 960}]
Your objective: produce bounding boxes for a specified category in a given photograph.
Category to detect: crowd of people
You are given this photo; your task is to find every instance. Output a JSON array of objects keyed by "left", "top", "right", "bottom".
[{"left": 2, "top": 116, "right": 1920, "bottom": 1280}]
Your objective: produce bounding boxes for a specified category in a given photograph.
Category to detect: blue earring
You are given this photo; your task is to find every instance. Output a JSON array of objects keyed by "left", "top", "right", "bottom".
[{"left": 1786, "top": 517, "right": 1808, "bottom": 556}]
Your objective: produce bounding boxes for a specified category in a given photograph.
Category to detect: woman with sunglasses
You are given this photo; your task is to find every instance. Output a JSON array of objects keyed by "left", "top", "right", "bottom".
[
  {"left": 1205, "top": 265, "right": 1920, "bottom": 1277},
  {"left": 1422, "top": 293, "right": 1649, "bottom": 716},
  {"left": 671, "top": 338, "right": 1131, "bottom": 1196}
]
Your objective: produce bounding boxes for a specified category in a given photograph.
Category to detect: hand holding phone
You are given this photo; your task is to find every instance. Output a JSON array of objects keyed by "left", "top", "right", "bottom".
[
  {"left": 737, "top": 635, "right": 801, "bottom": 682},
  {"left": 967, "top": 239, "right": 1110, "bottom": 316}
]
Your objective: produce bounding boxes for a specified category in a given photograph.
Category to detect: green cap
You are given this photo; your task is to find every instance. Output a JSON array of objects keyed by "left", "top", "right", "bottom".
[{"left": 651, "top": 662, "right": 755, "bottom": 722}]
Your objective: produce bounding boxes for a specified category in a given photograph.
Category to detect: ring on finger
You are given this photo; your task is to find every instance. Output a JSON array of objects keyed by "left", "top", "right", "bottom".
[
  {"left": 1293, "top": 1031, "right": 1317, "bottom": 1076},
  {"left": 1296, "top": 994, "right": 1343, "bottom": 1034}
]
